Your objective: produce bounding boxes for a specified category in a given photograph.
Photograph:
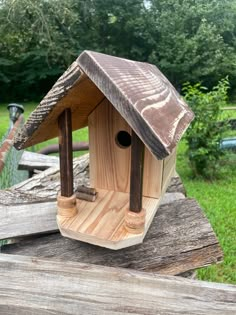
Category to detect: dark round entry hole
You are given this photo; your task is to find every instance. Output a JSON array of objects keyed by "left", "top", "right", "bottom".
[{"left": 115, "top": 131, "right": 132, "bottom": 149}]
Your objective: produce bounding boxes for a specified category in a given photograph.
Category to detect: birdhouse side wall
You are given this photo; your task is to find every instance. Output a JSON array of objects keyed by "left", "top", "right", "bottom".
[
  {"left": 161, "top": 148, "right": 177, "bottom": 194},
  {"left": 88, "top": 99, "right": 163, "bottom": 198}
]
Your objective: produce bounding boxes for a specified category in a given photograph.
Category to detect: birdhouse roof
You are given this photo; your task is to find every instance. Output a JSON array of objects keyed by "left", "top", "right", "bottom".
[{"left": 14, "top": 51, "right": 194, "bottom": 159}]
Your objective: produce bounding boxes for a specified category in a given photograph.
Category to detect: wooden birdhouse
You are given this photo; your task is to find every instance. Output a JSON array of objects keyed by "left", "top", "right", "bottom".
[{"left": 14, "top": 51, "right": 194, "bottom": 249}]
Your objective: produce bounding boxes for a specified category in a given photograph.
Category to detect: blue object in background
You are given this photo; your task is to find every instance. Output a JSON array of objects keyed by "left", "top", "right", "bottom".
[{"left": 220, "top": 137, "right": 236, "bottom": 152}]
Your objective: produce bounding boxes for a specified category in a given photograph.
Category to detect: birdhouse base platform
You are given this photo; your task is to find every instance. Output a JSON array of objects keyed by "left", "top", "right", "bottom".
[{"left": 57, "top": 189, "right": 161, "bottom": 250}]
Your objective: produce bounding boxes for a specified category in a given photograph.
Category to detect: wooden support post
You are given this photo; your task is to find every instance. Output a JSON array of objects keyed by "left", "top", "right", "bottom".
[
  {"left": 125, "top": 130, "right": 145, "bottom": 234},
  {"left": 58, "top": 109, "right": 73, "bottom": 197},
  {"left": 129, "top": 130, "right": 144, "bottom": 212},
  {"left": 57, "top": 109, "right": 77, "bottom": 219}
]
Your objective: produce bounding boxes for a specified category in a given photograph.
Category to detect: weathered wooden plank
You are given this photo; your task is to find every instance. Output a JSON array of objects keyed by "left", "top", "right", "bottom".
[
  {"left": 18, "top": 151, "right": 59, "bottom": 171},
  {"left": 0, "top": 201, "right": 57, "bottom": 239},
  {"left": 0, "top": 153, "right": 90, "bottom": 205},
  {"left": 0, "top": 190, "right": 184, "bottom": 242},
  {"left": 0, "top": 253, "right": 235, "bottom": 315},
  {"left": 166, "top": 174, "right": 186, "bottom": 195},
  {"left": 0, "top": 153, "right": 183, "bottom": 205},
  {"left": 1, "top": 198, "right": 222, "bottom": 275},
  {"left": 1, "top": 151, "right": 221, "bottom": 274}
]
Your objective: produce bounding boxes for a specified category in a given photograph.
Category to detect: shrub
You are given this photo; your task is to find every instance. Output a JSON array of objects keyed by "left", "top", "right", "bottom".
[{"left": 183, "top": 78, "right": 230, "bottom": 179}]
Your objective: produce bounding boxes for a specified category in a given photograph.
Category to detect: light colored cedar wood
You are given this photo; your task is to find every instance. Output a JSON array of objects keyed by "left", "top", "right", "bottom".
[
  {"left": 125, "top": 208, "right": 145, "bottom": 234},
  {"left": 57, "top": 189, "right": 161, "bottom": 249},
  {"left": 14, "top": 51, "right": 194, "bottom": 160},
  {"left": 162, "top": 147, "right": 176, "bottom": 193},
  {"left": 0, "top": 254, "right": 234, "bottom": 315},
  {"left": 14, "top": 69, "right": 104, "bottom": 149},
  {"left": 89, "top": 100, "right": 163, "bottom": 198},
  {"left": 57, "top": 194, "right": 77, "bottom": 218},
  {"left": 0, "top": 153, "right": 222, "bottom": 268},
  {"left": 1, "top": 198, "right": 223, "bottom": 276},
  {"left": 18, "top": 151, "right": 59, "bottom": 171}
]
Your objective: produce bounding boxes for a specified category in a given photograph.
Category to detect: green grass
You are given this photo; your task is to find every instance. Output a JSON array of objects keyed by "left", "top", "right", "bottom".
[
  {"left": 0, "top": 102, "right": 88, "bottom": 188},
  {"left": 177, "top": 140, "right": 236, "bottom": 284},
  {"left": 0, "top": 102, "right": 89, "bottom": 154},
  {"left": 0, "top": 102, "right": 236, "bottom": 284}
]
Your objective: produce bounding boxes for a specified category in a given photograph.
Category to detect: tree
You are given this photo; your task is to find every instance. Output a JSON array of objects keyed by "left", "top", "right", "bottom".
[
  {"left": 147, "top": 0, "right": 235, "bottom": 90},
  {"left": 0, "top": 0, "right": 235, "bottom": 101},
  {"left": 183, "top": 78, "right": 230, "bottom": 179},
  {"left": 0, "top": 0, "right": 80, "bottom": 100}
]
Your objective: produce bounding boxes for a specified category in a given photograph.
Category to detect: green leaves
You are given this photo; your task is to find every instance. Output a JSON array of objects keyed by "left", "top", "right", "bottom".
[
  {"left": 0, "top": 0, "right": 235, "bottom": 101},
  {"left": 183, "top": 78, "right": 230, "bottom": 179}
]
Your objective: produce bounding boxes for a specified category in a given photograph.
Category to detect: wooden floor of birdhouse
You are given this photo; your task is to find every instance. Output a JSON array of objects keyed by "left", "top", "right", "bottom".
[{"left": 57, "top": 189, "right": 161, "bottom": 250}]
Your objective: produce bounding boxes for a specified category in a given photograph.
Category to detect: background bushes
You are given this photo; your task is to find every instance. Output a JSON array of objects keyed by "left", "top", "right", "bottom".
[{"left": 0, "top": 0, "right": 235, "bottom": 101}]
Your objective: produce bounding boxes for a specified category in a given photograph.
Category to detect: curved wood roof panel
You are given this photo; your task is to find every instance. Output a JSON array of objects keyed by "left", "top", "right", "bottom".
[
  {"left": 78, "top": 51, "right": 194, "bottom": 159},
  {"left": 14, "top": 51, "right": 194, "bottom": 159}
]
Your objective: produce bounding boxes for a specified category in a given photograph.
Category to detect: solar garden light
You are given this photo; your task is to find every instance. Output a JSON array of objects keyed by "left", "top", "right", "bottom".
[{"left": 7, "top": 103, "right": 24, "bottom": 129}]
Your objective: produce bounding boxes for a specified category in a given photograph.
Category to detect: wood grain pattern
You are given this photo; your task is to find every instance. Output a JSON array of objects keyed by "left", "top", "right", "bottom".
[
  {"left": 0, "top": 152, "right": 182, "bottom": 206},
  {"left": 162, "top": 148, "right": 176, "bottom": 192},
  {"left": 14, "top": 70, "right": 104, "bottom": 149},
  {"left": 5, "top": 154, "right": 90, "bottom": 204},
  {"left": 89, "top": 100, "right": 163, "bottom": 198},
  {"left": 0, "top": 152, "right": 180, "bottom": 242},
  {"left": 0, "top": 253, "right": 233, "bottom": 315},
  {"left": 14, "top": 51, "right": 194, "bottom": 160},
  {"left": 58, "top": 189, "right": 160, "bottom": 249},
  {"left": 1, "top": 197, "right": 222, "bottom": 276},
  {"left": 0, "top": 201, "right": 58, "bottom": 239},
  {"left": 18, "top": 151, "right": 59, "bottom": 171},
  {"left": 89, "top": 99, "right": 131, "bottom": 193},
  {"left": 78, "top": 50, "right": 194, "bottom": 159}
]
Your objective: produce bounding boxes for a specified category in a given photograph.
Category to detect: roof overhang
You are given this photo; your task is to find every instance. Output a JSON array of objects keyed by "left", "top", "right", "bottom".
[{"left": 14, "top": 51, "right": 194, "bottom": 159}]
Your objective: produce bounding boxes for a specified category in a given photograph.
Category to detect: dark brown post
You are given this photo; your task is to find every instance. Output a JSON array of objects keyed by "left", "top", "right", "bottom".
[
  {"left": 58, "top": 108, "right": 73, "bottom": 197},
  {"left": 129, "top": 130, "right": 144, "bottom": 213}
]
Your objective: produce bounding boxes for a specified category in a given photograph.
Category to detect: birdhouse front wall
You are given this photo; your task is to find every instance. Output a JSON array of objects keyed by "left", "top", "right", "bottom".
[{"left": 88, "top": 99, "right": 164, "bottom": 199}]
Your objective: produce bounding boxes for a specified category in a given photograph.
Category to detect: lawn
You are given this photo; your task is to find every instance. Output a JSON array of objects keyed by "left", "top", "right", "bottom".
[
  {"left": 0, "top": 102, "right": 89, "bottom": 153},
  {"left": 0, "top": 102, "right": 236, "bottom": 284},
  {"left": 177, "top": 141, "right": 236, "bottom": 284}
]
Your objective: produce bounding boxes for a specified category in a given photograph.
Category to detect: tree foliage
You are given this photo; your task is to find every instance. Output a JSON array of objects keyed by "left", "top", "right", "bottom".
[
  {"left": 0, "top": 0, "right": 235, "bottom": 101},
  {"left": 183, "top": 78, "right": 230, "bottom": 179}
]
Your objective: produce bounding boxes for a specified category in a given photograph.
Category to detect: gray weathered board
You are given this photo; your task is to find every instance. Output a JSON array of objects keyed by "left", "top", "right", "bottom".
[
  {"left": 0, "top": 253, "right": 235, "bottom": 315},
  {"left": 18, "top": 150, "right": 59, "bottom": 171},
  {"left": 1, "top": 197, "right": 222, "bottom": 275},
  {"left": 0, "top": 154, "right": 222, "bottom": 275}
]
